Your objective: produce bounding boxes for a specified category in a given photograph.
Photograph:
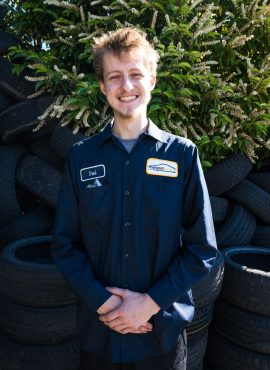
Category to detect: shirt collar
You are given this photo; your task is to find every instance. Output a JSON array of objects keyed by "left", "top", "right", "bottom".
[
  {"left": 96, "top": 121, "right": 114, "bottom": 148},
  {"left": 96, "top": 119, "right": 167, "bottom": 148},
  {"left": 145, "top": 119, "right": 167, "bottom": 143}
]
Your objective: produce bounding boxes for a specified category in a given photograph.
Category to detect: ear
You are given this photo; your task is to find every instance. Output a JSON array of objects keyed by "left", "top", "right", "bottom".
[
  {"left": 149, "top": 74, "right": 156, "bottom": 91},
  {"left": 99, "top": 80, "right": 106, "bottom": 96}
]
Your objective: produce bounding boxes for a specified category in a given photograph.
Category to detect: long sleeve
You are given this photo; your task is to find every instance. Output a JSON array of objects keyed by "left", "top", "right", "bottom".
[
  {"left": 147, "top": 145, "right": 217, "bottom": 310},
  {"left": 51, "top": 150, "right": 111, "bottom": 312}
]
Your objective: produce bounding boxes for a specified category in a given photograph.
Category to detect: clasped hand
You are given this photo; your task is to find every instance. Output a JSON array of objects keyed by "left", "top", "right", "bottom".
[{"left": 98, "top": 287, "right": 160, "bottom": 335}]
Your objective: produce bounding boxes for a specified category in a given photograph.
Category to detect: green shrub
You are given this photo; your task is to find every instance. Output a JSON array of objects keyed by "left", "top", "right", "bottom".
[{"left": 3, "top": 0, "right": 270, "bottom": 167}]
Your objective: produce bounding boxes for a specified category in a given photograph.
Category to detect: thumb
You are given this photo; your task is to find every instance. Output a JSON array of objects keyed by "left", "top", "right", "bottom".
[{"left": 106, "top": 287, "right": 127, "bottom": 297}]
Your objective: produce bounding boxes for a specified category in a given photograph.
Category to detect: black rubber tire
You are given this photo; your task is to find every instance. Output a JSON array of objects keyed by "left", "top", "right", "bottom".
[
  {"left": 216, "top": 203, "right": 256, "bottom": 249},
  {"left": 209, "top": 196, "right": 229, "bottom": 223},
  {"left": 206, "top": 329, "right": 270, "bottom": 370},
  {"left": 191, "top": 250, "right": 224, "bottom": 308},
  {"left": 0, "top": 206, "right": 54, "bottom": 249},
  {"left": 0, "top": 31, "right": 21, "bottom": 56},
  {"left": 213, "top": 298, "right": 270, "bottom": 355},
  {"left": 0, "top": 236, "right": 76, "bottom": 307},
  {"left": 224, "top": 179, "right": 270, "bottom": 224},
  {"left": 190, "top": 363, "right": 203, "bottom": 370},
  {"left": 0, "top": 331, "right": 79, "bottom": 370},
  {"left": 186, "top": 304, "right": 213, "bottom": 337},
  {"left": 187, "top": 330, "right": 208, "bottom": 370},
  {"left": 0, "top": 89, "right": 16, "bottom": 113},
  {"left": 221, "top": 246, "right": 270, "bottom": 316},
  {"left": 0, "top": 95, "right": 54, "bottom": 143},
  {"left": 0, "top": 292, "right": 77, "bottom": 345},
  {"left": 204, "top": 154, "right": 252, "bottom": 196},
  {"left": 0, "top": 58, "right": 36, "bottom": 100},
  {"left": 30, "top": 136, "right": 65, "bottom": 171},
  {"left": 203, "top": 360, "right": 215, "bottom": 370},
  {"left": 0, "top": 145, "right": 27, "bottom": 227},
  {"left": 251, "top": 226, "right": 270, "bottom": 248},
  {"left": 50, "top": 125, "right": 86, "bottom": 159},
  {"left": 247, "top": 172, "right": 270, "bottom": 194},
  {"left": 16, "top": 155, "right": 62, "bottom": 209},
  {"left": 15, "top": 184, "right": 37, "bottom": 213}
]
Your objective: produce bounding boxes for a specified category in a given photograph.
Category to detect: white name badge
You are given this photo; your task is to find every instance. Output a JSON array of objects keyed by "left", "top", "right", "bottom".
[
  {"left": 146, "top": 158, "right": 178, "bottom": 178},
  {"left": 80, "top": 164, "right": 105, "bottom": 182}
]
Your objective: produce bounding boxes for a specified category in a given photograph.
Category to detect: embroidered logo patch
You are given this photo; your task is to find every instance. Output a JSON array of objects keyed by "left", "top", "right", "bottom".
[
  {"left": 80, "top": 164, "right": 105, "bottom": 182},
  {"left": 86, "top": 179, "right": 103, "bottom": 188},
  {"left": 146, "top": 158, "right": 178, "bottom": 178}
]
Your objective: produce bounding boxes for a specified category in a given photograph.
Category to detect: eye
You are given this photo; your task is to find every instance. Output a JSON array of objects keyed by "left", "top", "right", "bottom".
[
  {"left": 131, "top": 73, "right": 144, "bottom": 79},
  {"left": 109, "top": 75, "right": 121, "bottom": 81}
]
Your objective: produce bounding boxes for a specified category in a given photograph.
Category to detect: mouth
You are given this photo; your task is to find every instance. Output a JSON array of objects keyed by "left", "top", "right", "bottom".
[{"left": 119, "top": 95, "right": 138, "bottom": 102}]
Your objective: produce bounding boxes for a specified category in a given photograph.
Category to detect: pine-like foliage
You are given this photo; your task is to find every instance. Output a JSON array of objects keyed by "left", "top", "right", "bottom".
[{"left": 3, "top": 0, "right": 270, "bottom": 167}]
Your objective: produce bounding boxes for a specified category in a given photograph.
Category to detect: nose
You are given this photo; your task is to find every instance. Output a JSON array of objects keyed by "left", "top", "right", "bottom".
[{"left": 122, "top": 77, "right": 133, "bottom": 91}]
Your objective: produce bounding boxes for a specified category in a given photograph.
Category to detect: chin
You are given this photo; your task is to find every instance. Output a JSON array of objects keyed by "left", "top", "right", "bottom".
[
  {"left": 118, "top": 112, "right": 136, "bottom": 119},
  {"left": 116, "top": 108, "right": 140, "bottom": 119}
]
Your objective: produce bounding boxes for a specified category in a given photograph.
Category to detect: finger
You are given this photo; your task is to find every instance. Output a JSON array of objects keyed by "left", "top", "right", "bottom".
[
  {"left": 142, "top": 322, "right": 153, "bottom": 330},
  {"left": 110, "top": 323, "right": 131, "bottom": 332},
  {"left": 137, "top": 324, "right": 152, "bottom": 331},
  {"left": 99, "top": 308, "right": 120, "bottom": 322},
  {"left": 113, "top": 323, "right": 152, "bottom": 334},
  {"left": 103, "top": 317, "right": 125, "bottom": 328},
  {"left": 105, "top": 287, "right": 128, "bottom": 297},
  {"left": 121, "top": 327, "right": 150, "bottom": 334}
]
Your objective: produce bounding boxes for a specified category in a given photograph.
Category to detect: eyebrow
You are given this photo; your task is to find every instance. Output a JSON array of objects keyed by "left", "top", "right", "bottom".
[
  {"left": 106, "top": 71, "right": 120, "bottom": 77},
  {"left": 106, "top": 68, "right": 144, "bottom": 77}
]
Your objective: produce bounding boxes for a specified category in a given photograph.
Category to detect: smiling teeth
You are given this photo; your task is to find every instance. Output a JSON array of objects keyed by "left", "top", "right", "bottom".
[{"left": 120, "top": 96, "right": 136, "bottom": 101}]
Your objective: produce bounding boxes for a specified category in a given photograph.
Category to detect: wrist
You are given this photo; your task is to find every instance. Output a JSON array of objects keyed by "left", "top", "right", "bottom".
[{"left": 144, "top": 293, "right": 160, "bottom": 314}]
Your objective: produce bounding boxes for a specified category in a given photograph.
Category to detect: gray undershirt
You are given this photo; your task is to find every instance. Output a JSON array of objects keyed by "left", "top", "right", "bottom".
[{"left": 117, "top": 137, "right": 138, "bottom": 153}]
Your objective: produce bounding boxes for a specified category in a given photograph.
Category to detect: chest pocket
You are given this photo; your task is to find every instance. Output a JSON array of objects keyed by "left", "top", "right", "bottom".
[
  {"left": 142, "top": 179, "right": 182, "bottom": 227},
  {"left": 79, "top": 184, "right": 112, "bottom": 228}
]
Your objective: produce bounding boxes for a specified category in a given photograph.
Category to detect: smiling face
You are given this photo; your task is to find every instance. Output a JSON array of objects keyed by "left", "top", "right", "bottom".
[{"left": 99, "top": 49, "right": 156, "bottom": 122}]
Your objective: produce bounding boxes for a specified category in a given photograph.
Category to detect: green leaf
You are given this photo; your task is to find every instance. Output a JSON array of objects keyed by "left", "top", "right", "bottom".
[
  {"left": 163, "top": 90, "right": 174, "bottom": 99},
  {"left": 190, "top": 51, "right": 202, "bottom": 59},
  {"left": 179, "top": 88, "right": 194, "bottom": 97},
  {"left": 258, "top": 78, "right": 270, "bottom": 93},
  {"left": 213, "top": 136, "right": 224, "bottom": 147},
  {"left": 178, "top": 62, "right": 191, "bottom": 69},
  {"left": 148, "top": 104, "right": 161, "bottom": 113},
  {"left": 201, "top": 160, "right": 213, "bottom": 169},
  {"left": 198, "top": 135, "right": 210, "bottom": 145}
]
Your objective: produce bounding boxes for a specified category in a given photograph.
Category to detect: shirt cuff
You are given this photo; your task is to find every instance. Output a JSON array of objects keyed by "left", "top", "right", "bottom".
[{"left": 147, "top": 278, "right": 178, "bottom": 311}]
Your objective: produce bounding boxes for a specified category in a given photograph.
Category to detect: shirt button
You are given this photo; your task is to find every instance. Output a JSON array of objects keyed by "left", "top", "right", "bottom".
[
  {"left": 125, "top": 160, "right": 130, "bottom": 165},
  {"left": 124, "top": 222, "right": 130, "bottom": 227},
  {"left": 123, "top": 253, "right": 129, "bottom": 258},
  {"left": 124, "top": 190, "right": 130, "bottom": 196}
]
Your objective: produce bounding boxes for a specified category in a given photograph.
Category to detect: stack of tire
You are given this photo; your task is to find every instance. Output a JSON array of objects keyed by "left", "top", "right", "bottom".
[
  {"left": 0, "top": 33, "right": 83, "bottom": 370},
  {"left": 205, "top": 246, "right": 270, "bottom": 370},
  {"left": 203, "top": 155, "right": 270, "bottom": 370},
  {"left": 0, "top": 34, "right": 85, "bottom": 248},
  {"left": 205, "top": 154, "right": 270, "bottom": 250},
  {"left": 187, "top": 251, "right": 224, "bottom": 370},
  {"left": 0, "top": 236, "right": 80, "bottom": 370}
]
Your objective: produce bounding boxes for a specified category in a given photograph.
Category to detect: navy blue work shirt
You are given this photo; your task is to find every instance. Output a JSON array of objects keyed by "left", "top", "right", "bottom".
[{"left": 51, "top": 120, "right": 217, "bottom": 363}]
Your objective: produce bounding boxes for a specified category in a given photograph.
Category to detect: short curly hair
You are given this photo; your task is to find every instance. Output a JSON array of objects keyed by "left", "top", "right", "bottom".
[{"left": 92, "top": 27, "right": 159, "bottom": 81}]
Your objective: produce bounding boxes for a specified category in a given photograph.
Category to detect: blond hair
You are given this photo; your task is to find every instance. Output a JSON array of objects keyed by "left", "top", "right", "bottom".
[{"left": 92, "top": 27, "right": 159, "bottom": 80}]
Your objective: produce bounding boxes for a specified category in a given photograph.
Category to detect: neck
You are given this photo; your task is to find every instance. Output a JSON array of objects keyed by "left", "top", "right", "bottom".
[{"left": 112, "top": 116, "right": 148, "bottom": 140}]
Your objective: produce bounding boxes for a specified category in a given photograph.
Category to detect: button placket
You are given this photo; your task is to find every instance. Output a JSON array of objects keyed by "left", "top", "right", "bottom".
[{"left": 122, "top": 157, "right": 132, "bottom": 289}]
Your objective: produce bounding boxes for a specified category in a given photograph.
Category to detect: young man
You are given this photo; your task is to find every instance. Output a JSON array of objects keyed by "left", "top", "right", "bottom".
[{"left": 51, "top": 28, "right": 217, "bottom": 370}]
